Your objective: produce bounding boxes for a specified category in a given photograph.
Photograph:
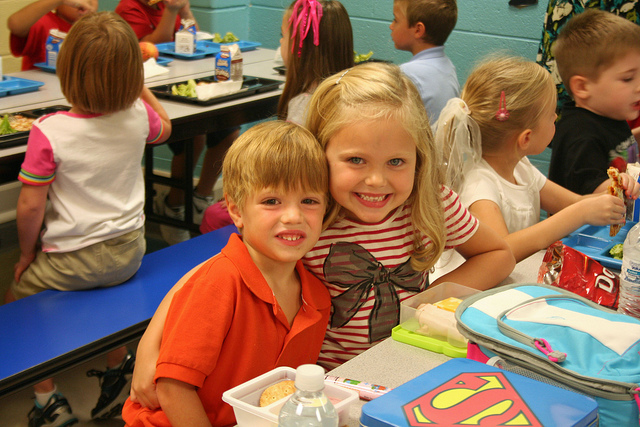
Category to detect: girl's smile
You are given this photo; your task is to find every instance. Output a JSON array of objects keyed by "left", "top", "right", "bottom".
[{"left": 325, "top": 117, "right": 416, "bottom": 223}]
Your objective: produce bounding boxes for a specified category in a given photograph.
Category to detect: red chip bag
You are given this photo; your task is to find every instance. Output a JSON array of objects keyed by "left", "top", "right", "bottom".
[{"left": 537, "top": 241, "right": 619, "bottom": 309}]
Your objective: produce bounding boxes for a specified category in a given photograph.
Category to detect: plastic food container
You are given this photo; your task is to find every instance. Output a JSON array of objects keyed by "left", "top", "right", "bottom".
[
  {"left": 392, "top": 282, "right": 480, "bottom": 357},
  {"left": 222, "top": 366, "right": 359, "bottom": 427}
]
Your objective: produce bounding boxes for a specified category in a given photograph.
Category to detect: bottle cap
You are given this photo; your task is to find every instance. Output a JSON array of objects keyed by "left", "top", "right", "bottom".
[{"left": 294, "top": 364, "right": 325, "bottom": 392}]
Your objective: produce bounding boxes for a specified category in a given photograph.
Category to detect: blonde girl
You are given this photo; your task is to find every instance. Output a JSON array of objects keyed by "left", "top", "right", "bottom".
[
  {"left": 303, "top": 61, "right": 514, "bottom": 368},
  {"left": 436, "top": 56, "right": 639, "bottom": 263},
  {"left": 8, "top": 11, "right": 172, "bottom": 424}
]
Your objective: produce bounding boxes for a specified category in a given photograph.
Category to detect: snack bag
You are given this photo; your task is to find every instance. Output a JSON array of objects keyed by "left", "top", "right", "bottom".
[
  {"left": 537, "top": 241, "right": 619, "bottom": 309},
  {"left": 46, "top": 29, "right": 67, "bottom": 68}
]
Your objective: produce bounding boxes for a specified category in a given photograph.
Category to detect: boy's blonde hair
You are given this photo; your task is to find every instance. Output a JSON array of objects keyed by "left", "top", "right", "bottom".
[
  {"left": 278, "top": 0, "right": 354, "bottom": 120},
  {"left": 395, "top": 0, "right": 457, "bottom": 46},
  {"left": 223, "top": 121, "right": 329, "bottom": 211},
  {"left": 57, "top": 12, "right": 143, "bottom": 114},
  {"left": 554, "top": 9, "right": 640, "bottom": 97},
  {"left": 306, "top": 62, "right": 445, "bottom": 272},
  {"left": 461, "top": 55, "right": 556, "bottom": 154}
]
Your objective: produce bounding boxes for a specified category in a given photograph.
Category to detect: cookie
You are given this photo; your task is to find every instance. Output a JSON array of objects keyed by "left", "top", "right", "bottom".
[{"left": 259, "top": 380, "right": 296, "bottom": 407}]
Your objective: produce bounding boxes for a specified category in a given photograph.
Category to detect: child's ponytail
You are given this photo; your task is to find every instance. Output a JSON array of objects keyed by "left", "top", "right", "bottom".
[{"left": 434, "top": 98, "right": 483, "bottom": 193}]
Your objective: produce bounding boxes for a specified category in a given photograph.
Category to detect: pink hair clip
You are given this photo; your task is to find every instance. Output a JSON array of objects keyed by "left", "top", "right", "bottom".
[
  {"left": 495, "top": 90, "right": 510, "bottom": 122},
  {"left": 289, "top": 0, "right": 323, "bottom": 57}
]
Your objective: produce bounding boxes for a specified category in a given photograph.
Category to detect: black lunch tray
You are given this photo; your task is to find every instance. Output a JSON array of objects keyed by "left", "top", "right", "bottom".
[
  {"left": 0, "top": 105, "right": 71, "bottom": 149},
  {"left": 149, "top": 75, "right": 282, "bottom": 106}
]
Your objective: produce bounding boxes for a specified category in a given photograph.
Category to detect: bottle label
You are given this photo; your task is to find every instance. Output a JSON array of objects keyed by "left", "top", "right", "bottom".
[{"left": 622, "top": 258, "right": 640, "bottom": 284}]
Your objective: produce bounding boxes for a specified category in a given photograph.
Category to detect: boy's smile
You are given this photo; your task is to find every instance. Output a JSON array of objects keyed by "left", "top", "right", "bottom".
[
  {"left": 229, "top": 187, "right": 326, "bottom": 271},
  {"left": 325, "top": 118, "right": 416, "bottom": 224}
]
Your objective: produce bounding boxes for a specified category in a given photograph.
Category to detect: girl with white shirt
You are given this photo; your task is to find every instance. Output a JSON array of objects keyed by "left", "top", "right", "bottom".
[{"left": 435, "top": 56, "right": 639, "bottom": 263}]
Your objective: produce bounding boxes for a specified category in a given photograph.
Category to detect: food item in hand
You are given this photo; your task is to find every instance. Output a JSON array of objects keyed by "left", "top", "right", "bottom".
[
  {"left": 0, "top": 115, "right": 17, "bottom": 135},
  {"left": 171, "top": 79, "right": 197, "bottom": 98},
  {"left": 139, "top": 41, "right": 159, "bottom": 61},
  {"left": 147, "top": 0, "right": 162, "bottom": 5},
  {"left": 607, "top": 166, "right": 625, "bottom": 237},
  {"left": 213, "top": 32, "right": 240, "bottom": 43},
  {"left": 610, "top": 243, "right": 624, "bottom": 260},
  {"left": 259, "top": 380, "right": 295, "bottom": 407},
  {"left": 354, "top": 50, "right": 374, "bottom": 63}
]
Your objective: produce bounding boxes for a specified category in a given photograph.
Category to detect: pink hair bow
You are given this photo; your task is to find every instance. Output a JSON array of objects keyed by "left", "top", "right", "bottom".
[{"left": 289, "top": 0, "right": 323, "bottom": 56}]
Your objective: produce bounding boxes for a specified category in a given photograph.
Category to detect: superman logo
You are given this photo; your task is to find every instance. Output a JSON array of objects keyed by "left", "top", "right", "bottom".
[{"left": 402, "top": 372, "right": 542, "bottom": 426}]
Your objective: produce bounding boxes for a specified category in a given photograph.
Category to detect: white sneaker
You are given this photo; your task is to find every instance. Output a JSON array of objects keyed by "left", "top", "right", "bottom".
[
  {"left": 154, "top": 195, "right": 191, "bottom": 245},
  {"left": 193, "top": 193, "right": 214, "bottom": 225}
]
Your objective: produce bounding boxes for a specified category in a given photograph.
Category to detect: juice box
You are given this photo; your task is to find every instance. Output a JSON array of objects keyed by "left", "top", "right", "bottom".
[{"left": 45, "top": 29, "right": 66, "bottom": 68}]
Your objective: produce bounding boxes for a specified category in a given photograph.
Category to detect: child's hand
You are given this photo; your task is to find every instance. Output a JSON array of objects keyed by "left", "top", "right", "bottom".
[
  {"left": 13, "top": 252, "right": 36, "bottom": 284},
  {"left": 130, "top": 346, "right": 160, "bottom": 409},
  {"left": 165, "top": 0, "right": 189, "bottom": 12},
  {"left": 619, "top": 172, "right": 640, "bottom": 199},
  {"left": 579, "top": 194, "right": 626, "bottom": 227}
]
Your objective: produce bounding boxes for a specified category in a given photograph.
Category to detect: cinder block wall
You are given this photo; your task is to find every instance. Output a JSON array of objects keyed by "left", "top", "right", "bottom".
[{"left": 2, "top": 1, "right": 551, "bottom": 175}]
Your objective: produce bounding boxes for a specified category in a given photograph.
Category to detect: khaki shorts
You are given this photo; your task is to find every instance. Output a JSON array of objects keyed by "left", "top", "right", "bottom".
[{"left": 10, "top": 227, "right": 146, "bottom": 300}]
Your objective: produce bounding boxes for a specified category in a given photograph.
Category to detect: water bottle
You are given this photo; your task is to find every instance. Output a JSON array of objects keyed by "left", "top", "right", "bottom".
[
  {"left": 619, "top": 223, "right": 640, "bottom": 318},
  {"left": 278, "top": 364, "right": 338, "bottom": 427}
]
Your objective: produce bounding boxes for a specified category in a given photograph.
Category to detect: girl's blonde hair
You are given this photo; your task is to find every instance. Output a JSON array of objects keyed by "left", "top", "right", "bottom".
[
  {"left": 436, "top": 56, "right": 555, "bottom": 192},
  {"left": 223, "top": 121, "right": 328, "bottom": 210},
  {"left": 461, "top": 55, "right": 555, "bottom": 154},
  {"left": 306, "top": 62, "right": 445, "bottom": 272},
  {"left": 277, "top": 0, "right": 354, "bottom": 120},
  {"left": 57, "top": 12, "right": 143, "bottom": 114}
]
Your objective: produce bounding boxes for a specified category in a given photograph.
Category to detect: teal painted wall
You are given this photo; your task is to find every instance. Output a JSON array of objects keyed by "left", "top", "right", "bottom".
[
  {"left": 249, "top": 0, "right": 547, "bottom": 84},
  {"left": 99, "top": 0, "right": 550, "bottom": 174},
  {"left": 101, "top": 1, "right": 549, "bottom": 84}
]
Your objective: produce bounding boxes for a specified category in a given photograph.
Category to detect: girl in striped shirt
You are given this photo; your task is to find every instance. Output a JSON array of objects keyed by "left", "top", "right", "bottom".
[{"left": 304, "top": 61, "right": 515, "bottom": 368}]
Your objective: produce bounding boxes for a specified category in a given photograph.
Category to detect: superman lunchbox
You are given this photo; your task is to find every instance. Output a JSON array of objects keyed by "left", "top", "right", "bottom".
[{"left": 359, "top": 358, "right": 598, "bottom": 427}]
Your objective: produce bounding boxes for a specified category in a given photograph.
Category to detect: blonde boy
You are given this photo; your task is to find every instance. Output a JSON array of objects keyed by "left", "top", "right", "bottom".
[
  {"left": 390, "top": 0, "right": 459, "bottom": 124},
  {"left": 549, "top": 9, "right": 640, "bottom": 195},
  {"left": 122, "top": 121, "right": 332, "bottom": 427}
]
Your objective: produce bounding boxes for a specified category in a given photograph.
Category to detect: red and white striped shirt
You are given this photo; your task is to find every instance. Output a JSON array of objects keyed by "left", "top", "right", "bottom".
[{"left": 303, "top": 187, "right": 478, "bottom": 369}]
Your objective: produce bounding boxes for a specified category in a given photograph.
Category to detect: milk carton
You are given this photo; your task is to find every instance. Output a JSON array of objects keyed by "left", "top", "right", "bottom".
[
  {"left": 45, "top": 29, "right": 67, "bottom": 68},
  {"left": 175, "top": 19, "right": 196, "bottom": 54},
  {"left": 229, "top": 44, "right": 243, "bottom": 81}
]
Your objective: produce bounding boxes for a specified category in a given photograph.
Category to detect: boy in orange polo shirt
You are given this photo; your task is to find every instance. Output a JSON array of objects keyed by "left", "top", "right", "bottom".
[{"left": 122, "top": 120, "right": 331, "bottom": 426}]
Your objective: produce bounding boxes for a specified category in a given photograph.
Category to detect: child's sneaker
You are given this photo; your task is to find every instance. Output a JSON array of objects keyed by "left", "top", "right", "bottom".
[
  {"left": 193, "top": 192, "right": 214, "bottom": 225},
  {"left": 154, "top": 195, "right": 191, "bottom": 245},
  {"left": 28, "top": 393, "right": 78, "bottom": 427},
  {"left": 87, "top": 351, "right": 135, "bottom": 420}
]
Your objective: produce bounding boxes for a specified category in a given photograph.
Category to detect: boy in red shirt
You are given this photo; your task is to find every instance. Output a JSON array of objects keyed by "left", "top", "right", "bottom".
[
  {"left": 8, "top": 0, "right": 97, "bottom": 70},
  {"left": 122, "top": 121, "right": 331, "bottom": 426}
]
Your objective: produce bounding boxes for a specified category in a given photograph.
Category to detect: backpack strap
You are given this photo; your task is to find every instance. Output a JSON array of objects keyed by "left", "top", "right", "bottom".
[{"left": 496, "top": 295, "right": 568, "bottom": 363}]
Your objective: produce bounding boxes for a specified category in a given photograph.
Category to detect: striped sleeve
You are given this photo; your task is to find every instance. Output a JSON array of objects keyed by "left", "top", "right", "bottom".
[
  {"left": 143, "top": 100, "right": 165, "bottom": 144},
  {"left": 18, "top": 124, "right": 55, "bottom": 186},
  {"left": 442, "top": 186, "right": 478, "bottom": 249}
]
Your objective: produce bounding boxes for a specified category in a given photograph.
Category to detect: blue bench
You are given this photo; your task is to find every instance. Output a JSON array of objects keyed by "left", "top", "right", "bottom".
[{"left": 0, "top": 224, "right": 236, "bottom": 397}]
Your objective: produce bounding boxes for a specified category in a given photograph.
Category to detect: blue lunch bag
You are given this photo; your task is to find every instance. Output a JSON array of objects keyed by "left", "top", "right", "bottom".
[{"left": 455, "top": 283, "right": 640, "bottom": 426}]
